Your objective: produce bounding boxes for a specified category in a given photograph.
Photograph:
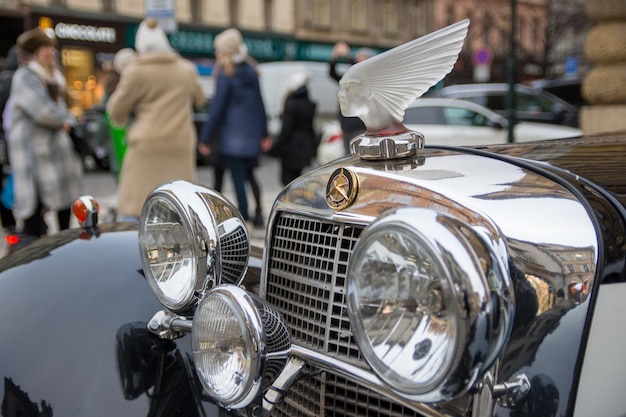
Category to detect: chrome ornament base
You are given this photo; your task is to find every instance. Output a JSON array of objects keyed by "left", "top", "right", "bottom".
[{"left": 350, "top": 130, "right": 424, "bottom": 160}]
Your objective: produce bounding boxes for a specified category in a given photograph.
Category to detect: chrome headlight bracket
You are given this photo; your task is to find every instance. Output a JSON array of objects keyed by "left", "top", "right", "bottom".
[{"left": 347, "top": 207, "right": 514, "bottom": 402}]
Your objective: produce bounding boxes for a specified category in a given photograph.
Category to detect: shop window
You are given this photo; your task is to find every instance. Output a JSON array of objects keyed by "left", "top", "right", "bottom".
[
  {"left": 102, "top": 0, "right": 115, "bottom": 13},
  {"left": 264, "top": 0, "right": 273, "bottom": 31},
  {"left": 350, "top": 0, "right": 367, "bottom": 32},
  {"left": 312, "top": 0, "right": 330, "bottom": 28},
  {"left": 229, "top": 0, "right": 239, "bottom": 26},
  {"left": 408, "top": 0, "right": 428, "bottom": 38},
  {"left": 446, "top": 5, "right": 455, "bottom": 25},
  {"left": 190, "top": 0, "right": 201, "bottom": 23},
  {"left": 382, "top": 0, "right": 398, "bottom": 35},
  {"left": 61, "top": 48, "right": 103, "bottom": 116}
]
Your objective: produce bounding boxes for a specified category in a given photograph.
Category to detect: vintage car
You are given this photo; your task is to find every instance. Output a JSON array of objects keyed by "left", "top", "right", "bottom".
[{"left": 2, "top": 20, "right": 625, "bottom": 417}]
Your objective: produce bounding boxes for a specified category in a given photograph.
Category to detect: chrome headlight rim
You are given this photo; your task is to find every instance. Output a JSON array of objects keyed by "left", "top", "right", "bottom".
[
  {"left": 139, "top": 180, "right": 249, "bottom": 313},
  {"left": 191, "top": 285, "right": 265, "bottom": 409},
  {"left": 347, "top": 207, "right": 513, "bottom": 402}
]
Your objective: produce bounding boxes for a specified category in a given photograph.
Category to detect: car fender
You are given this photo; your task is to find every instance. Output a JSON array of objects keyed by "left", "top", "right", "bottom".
[{"left": 0, "top": 223, "right": 236, "bottom": 417}]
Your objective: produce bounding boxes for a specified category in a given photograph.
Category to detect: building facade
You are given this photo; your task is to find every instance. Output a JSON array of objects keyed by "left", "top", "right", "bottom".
[{"left": 0, "top": 0, "right": 586, "bottom": 116}]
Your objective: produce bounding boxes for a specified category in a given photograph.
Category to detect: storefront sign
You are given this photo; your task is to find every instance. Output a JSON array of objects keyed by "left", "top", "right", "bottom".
[
  {"left": 129, "top": 23, "right": 383, "bottom": 63},
  {"left": 55, "top": 23, "right": 117, "bottom": 43},
  {"left": 297, "top": 42, "right": 336, "bottom": 61},
  {"left": 169, "top": 31, "right": 215, "bottom": 54},
  {"left": 167, "top": 29, "right": 283, "bottom": 60}
]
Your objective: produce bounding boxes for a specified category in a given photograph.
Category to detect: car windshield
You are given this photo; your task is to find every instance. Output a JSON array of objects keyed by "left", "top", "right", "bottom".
[
  {"left": 445, "top": 88, "right": 571, "bottom": 114},
  {"left": 404, "top": 105, "right": 490, "bottom": 127},
  {"left": 516, "top": 93, "right": 558, "bottom": 113},
  {"left": 442, "top": 107, "right": 489, "bottom": 126},
  {"left": 404, "top": 106, "right": 443, "bottom": 125}
]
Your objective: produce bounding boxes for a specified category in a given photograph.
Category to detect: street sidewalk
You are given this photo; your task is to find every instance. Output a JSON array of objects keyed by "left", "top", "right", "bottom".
[{"left": 0, "top": 155, "right": 286, "bottom": 257}]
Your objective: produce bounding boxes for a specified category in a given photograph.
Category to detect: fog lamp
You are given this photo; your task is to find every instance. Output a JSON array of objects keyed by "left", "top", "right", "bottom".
[
  {"left": 192, "top": 285, "right": 291, "bottom": 409},
  {"left": 347, "top": 207, "right": 514, "bottom": 402},
  {"left": 139, "top": 181, "right": 249, "bottom": 313}
]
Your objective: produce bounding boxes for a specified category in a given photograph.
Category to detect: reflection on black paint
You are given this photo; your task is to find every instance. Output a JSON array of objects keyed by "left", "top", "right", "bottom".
[
  {"left": 115, "top": 323, "right": 201, "bottom": 417},
  {"left": 510, "top": 375, "right": 559, "bottom": 417},
  {"left": 1, "top": 377, "right": 53, "bottom": 417}
]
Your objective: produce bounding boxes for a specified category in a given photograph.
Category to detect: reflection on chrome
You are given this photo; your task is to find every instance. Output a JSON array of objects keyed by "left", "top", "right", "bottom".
[{"left": 263, "top": 147, "right": 600, "bottom": 414}]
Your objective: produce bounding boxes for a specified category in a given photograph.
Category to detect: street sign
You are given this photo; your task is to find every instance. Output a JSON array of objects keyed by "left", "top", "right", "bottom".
[
  {"left": 145, "top": 0, "right": 177, "bottom": 33},
  {"left": 473, "top": 47, "right": 493, "bottom": 66},
  {"left": 473, "top": 64, "right": 491, "bottom": 82},
  {"left": 564, "top": 56, "right": 579, "bottom": 77}
]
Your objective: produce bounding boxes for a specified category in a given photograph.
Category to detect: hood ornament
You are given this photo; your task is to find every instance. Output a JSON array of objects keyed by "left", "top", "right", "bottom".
[{"left": 338, "top": 19, "right": 469, "bottom": 160}]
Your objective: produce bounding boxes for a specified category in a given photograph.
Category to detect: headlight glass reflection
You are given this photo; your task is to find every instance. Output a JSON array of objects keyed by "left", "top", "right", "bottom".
[
  {"left": 139, "top": 195, "right": 197, "bottom": 311},
  {"left": 192, "top": 288, "right": 261, "bottom": 409},
  {"left": 348, "top": 224, "right": 457, "bottom": 394}
]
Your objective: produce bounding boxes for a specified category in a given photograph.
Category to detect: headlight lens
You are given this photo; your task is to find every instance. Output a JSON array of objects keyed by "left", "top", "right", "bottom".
[
  {"left": 192, "top": 285, "right": 291, "bottom": 409},
  {"left": 140, "top": 194, "right": 197, "bottom": 311},
  {"left": 347, "top": 208, "right": 513, "bottom": 402},
  {"left": 139, "top": 181, "right": 249, "bottom": 312}
]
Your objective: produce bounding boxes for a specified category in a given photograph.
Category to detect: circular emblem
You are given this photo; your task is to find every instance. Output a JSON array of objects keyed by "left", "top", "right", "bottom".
[{"left": 326, "top": 168, "right": 359, "bottom": 210}]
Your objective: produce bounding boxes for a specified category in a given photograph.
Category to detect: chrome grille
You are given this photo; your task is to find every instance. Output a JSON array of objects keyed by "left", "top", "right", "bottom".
[
  {"left": 267, "top": 212, "right": 362, "bottom": 364},
  {"left": 220, "top": 224, "right": 248, "bottom": 285},
  {"left": 266, "top": 212, "right": 423, "bottom": 417}
]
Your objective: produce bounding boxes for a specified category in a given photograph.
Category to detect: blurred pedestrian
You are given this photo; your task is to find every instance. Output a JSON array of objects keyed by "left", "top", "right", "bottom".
[
  {"left": 0, "top": 45, "right": 18, "bottom": 232},
  {"left": 328, "top": 41, "right": 375, "bottom": 153},
  {"left": 7, "top": 28, "right": 83, "bottom": 237},
  {"left": 95, "top": 47, "right": 136, "bottom": 182},
  {"left": 271, "top": 72, "right": 317, "bottom": 185},
  {"left": 107, "top": 48, "right": 137, "bottom": 101},
  {"left": 198, "top": 28, "right": 270, "bottom": 227},
  {"left": 107, "top": 18, "right": 205, "bottom": 222}
]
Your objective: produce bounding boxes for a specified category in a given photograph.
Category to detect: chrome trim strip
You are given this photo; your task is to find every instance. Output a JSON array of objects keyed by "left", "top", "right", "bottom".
[{"left": 290, "top": 345, "right": 450, "bottom": 417}]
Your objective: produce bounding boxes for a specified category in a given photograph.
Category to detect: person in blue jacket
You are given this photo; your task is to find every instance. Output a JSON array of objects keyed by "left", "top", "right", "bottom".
[{"left": 198, "top": 28, "right": 270, "bottom": 226}]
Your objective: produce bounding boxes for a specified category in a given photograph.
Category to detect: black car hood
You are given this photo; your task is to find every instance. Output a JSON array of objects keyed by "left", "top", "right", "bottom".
[{"left": 0, "top": 224, "right": 227, "bottom": 417}]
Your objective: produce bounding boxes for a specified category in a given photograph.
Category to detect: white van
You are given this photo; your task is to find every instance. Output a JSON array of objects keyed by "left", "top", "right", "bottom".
[{"left": 257, "top": 61, "right": 349, "bottom": 137}]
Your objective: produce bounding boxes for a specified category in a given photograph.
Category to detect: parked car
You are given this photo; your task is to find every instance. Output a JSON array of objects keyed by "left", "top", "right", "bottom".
[
  {"left": 315, "top": 98, "right": 581, "bottom": 164},
  {"left": 316, "top": 120, "right": 345, "bottom": 165},
  {"left": 529, "top": 77, "right": 587, "bottom": 109},
  {"left": 437, "top": 82, "right": 580, "bottom": 127},
  {"left": 3, "top": 24, "right": 626, "bottom": 417},
  {"left": 403, "top": 97, "right": 582, "bottom": 145}
]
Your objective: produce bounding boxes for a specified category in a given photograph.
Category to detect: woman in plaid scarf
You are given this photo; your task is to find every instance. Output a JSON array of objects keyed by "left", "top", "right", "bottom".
[{"left": 7, "top": 28, "right": 82, "bottom": 237}]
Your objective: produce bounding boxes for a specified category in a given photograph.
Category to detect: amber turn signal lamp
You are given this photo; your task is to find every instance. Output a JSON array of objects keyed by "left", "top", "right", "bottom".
[{"left": 72, "top": 196, "right": 100, "bottom": 226}]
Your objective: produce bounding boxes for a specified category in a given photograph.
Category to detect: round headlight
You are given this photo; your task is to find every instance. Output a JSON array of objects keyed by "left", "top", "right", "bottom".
[
  {"left": 139, "top": 181, "right": 250, "bottom": 312},
  {"left": 347, "top": 208, "right": 513, "bottom": 402},
  {"left": 192, "top": 285, "right": 291, "bottom": 409}
]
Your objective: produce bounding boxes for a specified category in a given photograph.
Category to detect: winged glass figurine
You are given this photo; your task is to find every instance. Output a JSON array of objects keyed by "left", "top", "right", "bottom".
[{"left": 338, "top": 19, "right": 470, "bottom": 135}]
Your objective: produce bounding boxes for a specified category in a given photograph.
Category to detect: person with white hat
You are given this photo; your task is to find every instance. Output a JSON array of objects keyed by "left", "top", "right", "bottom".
[
  {"left": 198, "top": 28, "right": 270, "bottom": 227},
  {"left": 107, "top": 18, "right": 205, "bottom": 222}
]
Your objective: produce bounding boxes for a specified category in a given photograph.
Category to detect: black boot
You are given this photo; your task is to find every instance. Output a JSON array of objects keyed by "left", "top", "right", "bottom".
[{"left": 253, "top": 209, "right": 264, "bottom": 228}]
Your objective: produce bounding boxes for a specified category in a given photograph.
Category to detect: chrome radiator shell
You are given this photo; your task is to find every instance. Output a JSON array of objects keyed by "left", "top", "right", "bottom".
[{"left": 259, "top": 150, "right": 599, "bottom": 416}]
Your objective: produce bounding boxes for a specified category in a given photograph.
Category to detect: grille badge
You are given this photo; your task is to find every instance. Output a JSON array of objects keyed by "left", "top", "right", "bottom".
[{"left": 326, "top": 168, "right": 359, "bottom": 210}]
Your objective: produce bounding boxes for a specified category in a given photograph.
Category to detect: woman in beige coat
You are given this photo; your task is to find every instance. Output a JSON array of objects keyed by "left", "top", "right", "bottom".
[{"left": 107, "top": 19, "right": 205, "bottom": 221}]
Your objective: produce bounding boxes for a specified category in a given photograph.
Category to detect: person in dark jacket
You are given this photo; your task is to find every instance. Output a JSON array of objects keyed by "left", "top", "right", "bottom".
[
  {"left": 328, "top": 41, "right": 375, "bottom": 153},
  {"left": 198, "top": 28, "right": 270, "bottom": 226},
  {"left": 271, "top": 72, "right": 317, "bottom": 186},
  {"left": 0, "top": 45, "right": 18, "bottom": 231}
]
